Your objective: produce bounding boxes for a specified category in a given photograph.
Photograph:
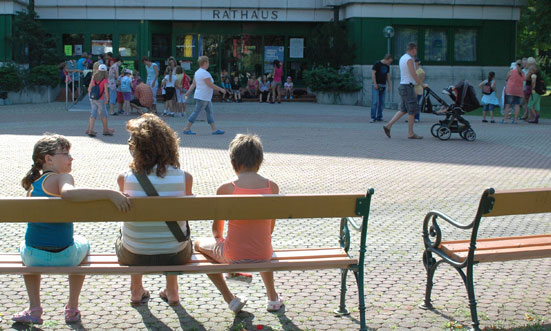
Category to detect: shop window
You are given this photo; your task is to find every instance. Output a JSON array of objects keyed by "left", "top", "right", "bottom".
[
  {"left": 242, "top": 35, "right": 262, "bottom": 78},
  {"left": 424, "top": 28, "right": 447, "bottom": 62},
  {"left": 264, "top": 35, "right": 284, "bottom": 75},
  {"left": 176, "top": 34, "right": 196, "bottom": 58},
  {"left": 198, "top": 35, "right": 220, "bottom": 82},
  {"left": 119, "top": 34, "right": 136, "bottom": 57},
  {"left": 221, "top": 35, "right": 242, "bottom": 77},
  {"left": 454, "top": 29, "right": 477, "bottom": 62},
  {"left": 62, "top": 34, "right": 84, "bottom": 57},
  {"left": 288, "top": 61, "right": 307, "bottom": 82},
  {"left": 91, "top": 34, "right": 113, "bottom": 55},
  {"left": 394, "top": 28, "right": 418, "bottom": 56},
  {"left": 152, "top": 34, "right": 170, "bottom": 59}
]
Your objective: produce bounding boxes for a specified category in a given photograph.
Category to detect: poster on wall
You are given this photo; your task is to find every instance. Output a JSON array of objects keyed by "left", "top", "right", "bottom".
[
  {"left": 64, "top": 45, "right": 72, "bottom": 56},
  {"left": 264, "top": 46, "right": 284, "bottom": 74},
  {"left": 91, "top": 40, "right": 113, "bottom": 55},
  {"left": 289, "top": 38, "right": 304, "bottom": 58},
  {"left": 74, "top": 44, "right": 82, "bottom": 56}
]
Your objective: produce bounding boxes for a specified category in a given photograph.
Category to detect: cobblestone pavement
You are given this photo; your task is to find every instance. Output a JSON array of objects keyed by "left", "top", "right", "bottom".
[{"left": 0, "top": 101, "right": 550, "bottom": 331}]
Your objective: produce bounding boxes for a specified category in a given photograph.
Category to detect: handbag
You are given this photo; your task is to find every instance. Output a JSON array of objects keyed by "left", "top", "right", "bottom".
[{"left": 132, "top": 171, "right": 190, "bottom": 242}]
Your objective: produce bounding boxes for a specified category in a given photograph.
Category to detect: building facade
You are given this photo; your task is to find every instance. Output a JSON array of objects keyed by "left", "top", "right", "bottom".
[{"left": 0, "top": 0, "right": 526, "bottom": 105}]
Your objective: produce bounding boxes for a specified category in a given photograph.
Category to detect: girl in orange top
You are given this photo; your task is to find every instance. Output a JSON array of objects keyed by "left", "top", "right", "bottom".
[{"left": 195, "top": 133, "right": 283, "bottom": 314}]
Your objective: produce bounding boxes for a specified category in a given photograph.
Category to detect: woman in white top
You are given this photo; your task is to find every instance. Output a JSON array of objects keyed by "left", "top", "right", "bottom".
[{"left": 116, "top": 114, "right": 193, "bottom": 307}]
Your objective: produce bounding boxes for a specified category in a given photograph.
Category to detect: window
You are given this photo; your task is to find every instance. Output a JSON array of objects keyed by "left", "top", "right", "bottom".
[
  {"left": 424, "top": 29, "right": 447, "bottom": 62},
  {"left": 288, "top": 61, "right": 307, "bottom": 82},
  {"left": 152, "top": 34, "right": 170, "bottom": 59},
  {"left": 394, "top": 28, "right": 418, "bottom": 56},
  {"left": 263, "top": 35, "right": 284, "bottom": 74},
  {"left": 454, "top": 29, "right": 477, "bottom": 62},
  {"left": 91, "top": 34, "right": 113, "bottom": 55},
  {"left": 62, "top": 34, "right": 84, "bottom": 57},
  {"left": 176, "top": 34, "right": 196, "bottom": 58},
  {"left": 119, "top": 34, "right": 136, "bottom": 57},
  {"left": 198, "top": 35, "right": 220, "bottom": 82},
  {"left": 242, "top": 35, "right": 262, "bottom": 77}
]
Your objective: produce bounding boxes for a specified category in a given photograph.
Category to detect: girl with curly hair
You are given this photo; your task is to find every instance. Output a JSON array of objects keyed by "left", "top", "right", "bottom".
[{"left": 115, "top": 114, "right": 194, "bottom": 307}]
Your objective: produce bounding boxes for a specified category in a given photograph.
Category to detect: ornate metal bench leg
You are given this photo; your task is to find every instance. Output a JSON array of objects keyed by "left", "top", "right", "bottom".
[
  {"left": 353, "top": 269, "right": 367, "bottom": 331},
  {"left": 419, "top": 251, "right": 438, "bottom": 310},
  {"left": 334, "top": 267, "right": 350, "bottom": 316},
  {"left": 466, "top": 266, "right": 481, "bottom": 331}
]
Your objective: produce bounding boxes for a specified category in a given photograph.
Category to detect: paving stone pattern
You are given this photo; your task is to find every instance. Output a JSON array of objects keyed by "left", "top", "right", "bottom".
[{"left": 0, "top": 102, "right": 550, "bottom": 330}]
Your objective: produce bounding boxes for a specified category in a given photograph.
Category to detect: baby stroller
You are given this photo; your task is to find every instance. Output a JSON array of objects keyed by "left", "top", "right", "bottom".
[{"left": 423, "top": 80, "right": 480, "bottom": 141}]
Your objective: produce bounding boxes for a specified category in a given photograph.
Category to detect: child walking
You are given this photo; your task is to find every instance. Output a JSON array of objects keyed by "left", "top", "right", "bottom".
[
  {"left": 86, "top": 64, "right": 115, "bottom": 136},
  {"left": 479, "top": 72, "right": 499, "bottom": 123},
  {"left": 161, "top": 66, "right": 177, "bottom": 116},
  {"left": 195, "top": 133, "right": 283, "bottom": 313},
  {"left": 119, "top": 69, "right": 133, "bottom": 115},
  {"left": 14, "top": 134, "right": 130, "bottom": 325}
]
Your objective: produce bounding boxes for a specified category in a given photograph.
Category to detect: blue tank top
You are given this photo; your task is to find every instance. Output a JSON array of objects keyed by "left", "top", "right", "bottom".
[{"left": 25, "top": 172, "right": 74, "bottom": 248}]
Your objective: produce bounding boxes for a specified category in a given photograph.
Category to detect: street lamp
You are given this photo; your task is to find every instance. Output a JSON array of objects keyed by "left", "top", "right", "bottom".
[{"left": 383, "top": 26, "right": 394, "bottom": 105}]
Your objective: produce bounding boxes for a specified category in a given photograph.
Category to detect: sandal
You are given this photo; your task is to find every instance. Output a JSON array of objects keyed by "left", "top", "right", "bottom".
[
  {"left": 266, "top": 295, "right": 284, "bottom": 312},
  {"left": 159, "top": 289, "right": 179, "bottom": 306},
  {"left": 408, "top": 134, "right": 423, "bottom": 139},
  {"left": 103, "top": 129, "right": 115, "bottom": 136},
  {"left": 64, "top": 306, "right": 81, "bottom": 323},
  {"left": 130, "top": 290, "right": 150, "bottom": 307},
  {"left": 12, "top": 306, "right": 43, "bottom": 324},
  {"left": 85, "top": 130, "right": 97, "bottom": 137},
  {"left": 383, "top": 126, "right": 391, "bottom": 138}
]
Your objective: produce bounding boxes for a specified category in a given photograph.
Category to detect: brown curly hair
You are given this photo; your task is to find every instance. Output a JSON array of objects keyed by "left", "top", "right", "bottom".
[{"left": 126, "top": 114, "right": 180, "bottom": 177}]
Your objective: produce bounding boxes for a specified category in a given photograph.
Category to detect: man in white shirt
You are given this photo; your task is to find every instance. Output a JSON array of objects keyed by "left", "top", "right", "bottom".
[
  {"left": 183, "top": 56, "right": 226, "bottom": 135},
  {"left": 383, "top": 42, "right": 427, "bottom": 139}
]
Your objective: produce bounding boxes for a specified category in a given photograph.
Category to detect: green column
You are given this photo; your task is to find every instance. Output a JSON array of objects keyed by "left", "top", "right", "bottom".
[{"left": 0, "top": 15, "right": 13, "bottom": 62}]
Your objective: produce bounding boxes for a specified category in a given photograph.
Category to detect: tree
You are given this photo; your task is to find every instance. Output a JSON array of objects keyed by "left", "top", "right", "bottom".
[
  {"left": 517, "top": 0, "right": 551, "bottom": 57},
  {"left": 10, "top": 1, "right": 61, "bottom": 67},
  {"left": 306, "top": 21, "right": 356, "bottom": 69}
]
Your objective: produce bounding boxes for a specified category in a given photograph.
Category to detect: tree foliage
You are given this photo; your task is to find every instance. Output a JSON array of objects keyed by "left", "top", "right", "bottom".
[
  {"left": 10, "top": 1, "right": 62, "bottom": 67},
  {"left": 517, "top": 0, "right": 551, "bottom": 57},
  {"left": 306, "top": 22, "right": 356, "bottom": 69}
]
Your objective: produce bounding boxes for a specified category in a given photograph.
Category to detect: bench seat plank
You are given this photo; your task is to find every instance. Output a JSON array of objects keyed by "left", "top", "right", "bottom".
[
  {"left": 0, "top": 248, "right": 356, "bottom": 275},
  {"left": 439, "top": 234, "right": 551, "bottom": 263}
]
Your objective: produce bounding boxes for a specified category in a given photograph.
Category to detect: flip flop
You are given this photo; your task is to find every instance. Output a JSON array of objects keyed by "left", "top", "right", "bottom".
[
  {"left": 64, "top": 306, "right": 81, "bottom": 323},
  {"left": 103, "top": 130, "right": 114, "bottom": 136},
  {"left": 408, "top": 134, "right": 423, "bottom": 139},
  {"left": 183, "top": 130, "right": 196, "bottom": 135},
  {"left": 159, "top": 289, "right": 180, "bottom": 306},
  {"left": 212, "top": 129, "right": 225, "bottom": 135},
  {"left": 383, "top": 126, "right": 391, "bottom": 138},
  {"left": 85, "top": 130, "right": 97, "bottom": 137},
  {"left": 130, "top": 290, "right": 150, "bottom": 307}
]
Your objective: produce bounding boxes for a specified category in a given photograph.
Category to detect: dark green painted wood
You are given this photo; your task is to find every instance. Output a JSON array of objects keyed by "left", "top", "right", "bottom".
[{"left": 0, "top": 15, "right": 13, "bottom": 62}]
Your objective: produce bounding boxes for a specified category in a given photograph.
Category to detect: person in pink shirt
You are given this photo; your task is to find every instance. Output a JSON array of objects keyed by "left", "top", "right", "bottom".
[
  {"left": 195, "top": 134, "right": 283, "bottom": 314},
  {"left": 503, "top": 60, "right": 525, "bottom": 124},
  {"left": 271, "top": 59, "right": 283, "bottom": 103}
]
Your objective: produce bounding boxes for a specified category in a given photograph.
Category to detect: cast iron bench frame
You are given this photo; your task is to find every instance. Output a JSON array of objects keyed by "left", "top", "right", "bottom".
[
  {"left": 419, "top": 188, "right": 551, "bottom": 331},
  {"left": 0, "top": 191, "right": 374, "bottom": 331}
]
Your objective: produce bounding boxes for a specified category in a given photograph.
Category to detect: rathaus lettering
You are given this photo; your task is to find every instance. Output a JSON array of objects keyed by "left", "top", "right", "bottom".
[{"left": 212, "top": 9, "right": 279, "bottom": 20}]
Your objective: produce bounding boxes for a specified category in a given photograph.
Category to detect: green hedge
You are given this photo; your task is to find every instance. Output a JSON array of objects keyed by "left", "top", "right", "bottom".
[
  {"left": 0, "top": 65, "right": 23, "bottom": 92},
  {"left": 30, "top": 65, "right": 59, "bottom": 88},
  {"left": 304, "top": 67, "right": 361, "bottom": 92}
]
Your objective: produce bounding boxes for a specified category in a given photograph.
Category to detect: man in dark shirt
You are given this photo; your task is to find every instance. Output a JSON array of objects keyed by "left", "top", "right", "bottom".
[{"left": 370, "top": 54, "right": 393, "bottom": 123}]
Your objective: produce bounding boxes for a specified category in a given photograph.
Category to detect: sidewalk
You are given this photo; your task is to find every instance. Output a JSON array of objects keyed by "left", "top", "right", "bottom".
[{"left": 0, "top": 102, "right": 550, "bottom": 330}]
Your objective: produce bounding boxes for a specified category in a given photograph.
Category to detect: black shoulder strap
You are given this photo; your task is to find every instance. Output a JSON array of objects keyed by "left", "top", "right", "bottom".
[{"left": 132, "top": 170, "right": 189, "bottom": 242}]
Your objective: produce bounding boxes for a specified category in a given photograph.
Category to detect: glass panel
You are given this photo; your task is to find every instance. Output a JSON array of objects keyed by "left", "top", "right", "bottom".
[
  {"left": 424, "top": 28, "right": 447, "bottom": 62},
  {"left": 176, "top": 34, "right": 196, "bottom": 58},
  {"left": 221, "top": 35, "right": 242, "bottom": 78},
  {"left": 394, "top": 28, "right": 417, "bottom": 56},
  {"left": 263, "top": 35, "right": 284, "bottom": 75},
  {"left": 62, "top": 34, "right": 84, "bottom": 57},
  {"left": 119, "top": 34, "right": 136, "bottom": 57},
  {"left": 454, "top": 29, "right": 477, "bottom": 62},
  {"left": 152, "top": 34, "right": 171, "bottom": 59},
  {"left": 198, "top": 35, "right": 219, "bottom": 83},
  {"left": 288, "top": 61, "right": 307, "bottom": 82},
  {"left": 242, "top": 35, "right": 262, "bottom": 79},
  {"left": 91, "top": 34, "right": 113, "bottom": 55}
]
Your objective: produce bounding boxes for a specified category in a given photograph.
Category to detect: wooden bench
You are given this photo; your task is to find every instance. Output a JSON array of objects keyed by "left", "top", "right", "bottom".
[
  {"left": 0, "top": 191, "right": 373, "bottom": 331},
  {"left": 419, "top": 188, "right": 551, "bottom": 331}
]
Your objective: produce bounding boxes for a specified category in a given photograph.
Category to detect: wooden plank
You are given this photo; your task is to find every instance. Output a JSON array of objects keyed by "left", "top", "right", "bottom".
[
  {"left": 441, "top": 235, "right": 551, "bottom": 252},
  {"left": 0, "top": 194, "right": 364, "bottom": 223},
  {"left": 0, "top": 257, "right": 357, "bottom": 275},
  {"left": 445, "top": 245, "right": 551, "bottom": 263},
  {"left": 485, "top": 188, "right": 551, "bottom": 217}
]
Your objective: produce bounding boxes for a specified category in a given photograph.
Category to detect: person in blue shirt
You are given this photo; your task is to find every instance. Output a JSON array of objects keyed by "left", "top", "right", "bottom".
[
  {"left": 119, "top": 69, "right": 133, "bottom": 115},
  {"left": 76, "top": 52, "right": 88, "bottom": 71},
  {"left": 13, "top": 134, "right": 131, "bottom": 325}
]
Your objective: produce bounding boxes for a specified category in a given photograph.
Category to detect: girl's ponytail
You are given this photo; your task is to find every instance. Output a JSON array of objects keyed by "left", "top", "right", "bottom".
[{"left": 21, "top": 164, "right": 42, "bottom": 191}]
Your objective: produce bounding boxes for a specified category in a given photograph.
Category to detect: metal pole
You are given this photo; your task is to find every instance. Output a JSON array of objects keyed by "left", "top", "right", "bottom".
[{"left": 387, "top": 37, "right": 393, "bottom": 106}]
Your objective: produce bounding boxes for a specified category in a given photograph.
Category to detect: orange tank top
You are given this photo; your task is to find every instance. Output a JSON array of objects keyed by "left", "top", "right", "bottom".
[{"left": 223, "top": 181, "right": 274, "bottom": 262}]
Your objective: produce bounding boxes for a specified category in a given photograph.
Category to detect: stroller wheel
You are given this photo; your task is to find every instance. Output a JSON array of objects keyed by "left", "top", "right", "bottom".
[
  {"left": 437, "top": 126, "right": 451, "bottom": 140},
  {"left": 431, "top": 124, "right": 440, "bottom": 138},
  {"left": 464, "top": 128, "right": 476, "bottom": 141}
]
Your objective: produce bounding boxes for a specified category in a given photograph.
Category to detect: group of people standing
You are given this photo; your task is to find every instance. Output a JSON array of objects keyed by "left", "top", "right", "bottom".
[{"left": 12, "top": 123, "right": 282, "bottom": 325}]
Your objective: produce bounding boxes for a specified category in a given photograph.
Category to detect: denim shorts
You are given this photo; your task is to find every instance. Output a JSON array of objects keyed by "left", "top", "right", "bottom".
[
  {"left": 109, "top": 88, "right": 118, "bottom": 105},
  {"left": 115, "top": 237, "right": 192, "bottom": 266},
  {"left": 505, "top": 95, "right": 521, "bottom": 106},
  {"left": 483, "top": 104, "right": 495, "bottom": 112},
  {"left": 20, "top": 235, "right": 90, "bottom": 267},
  {"left": 90, "top": 99, "right": 108, "bottom": 119}
]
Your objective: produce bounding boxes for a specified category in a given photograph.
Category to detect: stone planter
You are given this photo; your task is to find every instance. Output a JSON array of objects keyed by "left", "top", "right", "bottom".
[
  {"left": 5, "top": 85, "right": 61, "bottom": 104},
  {"left": 315, "top": 91, "right": 360, "bottom": 105}
]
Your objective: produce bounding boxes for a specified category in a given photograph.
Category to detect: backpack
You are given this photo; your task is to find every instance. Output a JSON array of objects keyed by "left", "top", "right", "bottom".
[
  {"left": 90, "top": 79, "right": 104, "bottom": 100},
  {"left": 482, "top": 80, "right": 493, "bottom": 95},
  {"left": 534, "top": 73, "right": 547, "bottom": 95}
]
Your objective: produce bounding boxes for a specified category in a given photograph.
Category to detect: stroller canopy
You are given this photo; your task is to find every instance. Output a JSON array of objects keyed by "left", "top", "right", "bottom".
[{"left": 455, "top": 80, "right": 480, "bottom": 112}]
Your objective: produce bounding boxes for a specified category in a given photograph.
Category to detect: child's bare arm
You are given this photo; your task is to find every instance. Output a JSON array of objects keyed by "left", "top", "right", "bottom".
[{"left": 212, "top": 182, "right": 234, "bottom": 238}]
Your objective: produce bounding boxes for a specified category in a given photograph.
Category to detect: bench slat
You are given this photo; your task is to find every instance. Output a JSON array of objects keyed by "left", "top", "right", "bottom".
[
  {"left": 440, "top": 235, "right": 551, "bottom": 263},
  {"left": 485, "top": 188, "right": 551, "bottom": 217},
  {"left": 0, "top": 194, "right": 364, "bottom": 223},
  {"left": 0, "top": 248, "right": 356, "bottom": 274}
]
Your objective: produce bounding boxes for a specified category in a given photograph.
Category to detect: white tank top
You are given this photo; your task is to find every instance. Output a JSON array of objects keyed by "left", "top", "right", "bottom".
[
  {"left": 121, "top": 166, "right": 189, "bottom": 255},
  {"left": 399, "top": 53, "right": 415, "bottom": 85}
]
